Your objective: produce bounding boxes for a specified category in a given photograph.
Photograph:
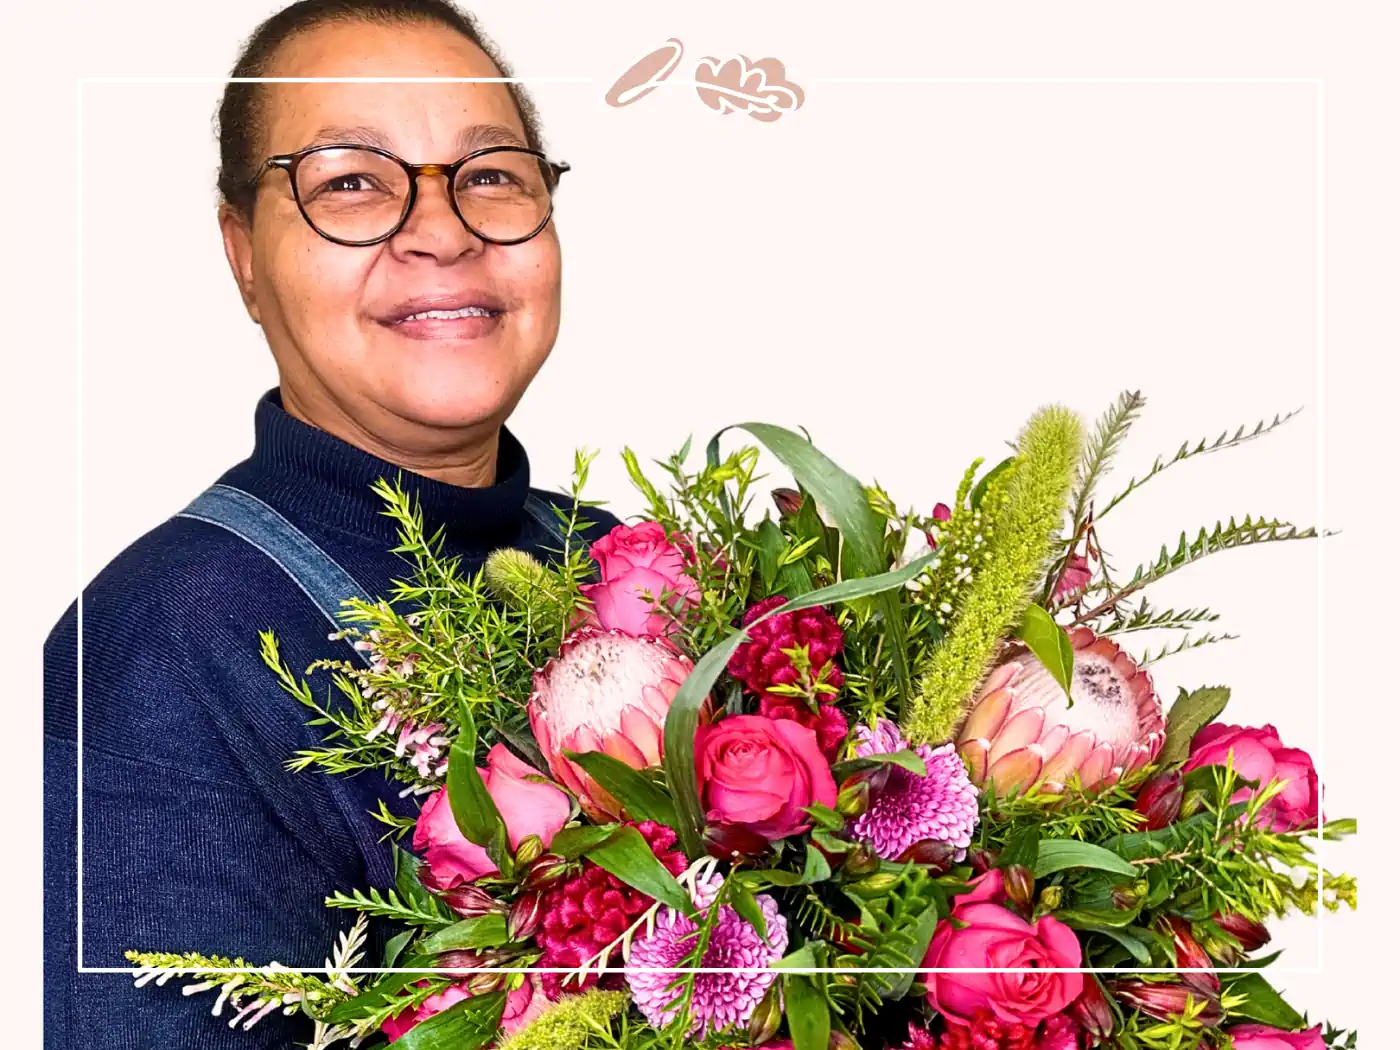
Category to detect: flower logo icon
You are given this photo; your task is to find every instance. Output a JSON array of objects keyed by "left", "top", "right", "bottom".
[{"left": 606, "top": 39, "right": 805, "bottom": 123}]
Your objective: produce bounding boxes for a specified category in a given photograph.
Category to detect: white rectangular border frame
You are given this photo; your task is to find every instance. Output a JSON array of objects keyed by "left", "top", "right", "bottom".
[{"left": 75, "top": 74, "right": 1326, "bottom": 977}]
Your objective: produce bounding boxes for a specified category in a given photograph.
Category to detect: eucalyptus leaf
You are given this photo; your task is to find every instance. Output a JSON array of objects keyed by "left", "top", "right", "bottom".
[
  {"left": 1016, "top": 605, "right": 1075, "bottom": 705},
  {"left": 1034, "top": 839, "right": 1138, "bottom": 878},
  {"left": 1160, "top": 686, "right": 1231, "bottom": 766}
]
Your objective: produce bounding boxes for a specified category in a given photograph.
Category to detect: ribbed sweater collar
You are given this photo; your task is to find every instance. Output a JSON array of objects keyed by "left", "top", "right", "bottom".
[{"left": 221, "top": 388, "right": 532, "bottom": 551}]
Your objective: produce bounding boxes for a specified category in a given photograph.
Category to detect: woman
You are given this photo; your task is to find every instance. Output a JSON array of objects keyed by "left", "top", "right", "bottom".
[{"left": 42, "top": 2, "right": 618, "bottom": 1046}]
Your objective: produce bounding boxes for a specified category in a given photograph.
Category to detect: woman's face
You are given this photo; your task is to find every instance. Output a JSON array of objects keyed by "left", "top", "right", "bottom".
[{"left": 221, "top": 20, "right": 561, "bottom": 456}]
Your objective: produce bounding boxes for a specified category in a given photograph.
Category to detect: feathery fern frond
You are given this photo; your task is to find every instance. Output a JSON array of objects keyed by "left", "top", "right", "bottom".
[
  {"left": 323, "top": 886, "right": 457, "bottom": 929},
  {"left": 1137, "top": 631, "right": 1241, "bottom": 667},
  {"left": 1096, "top": 407, "right": 1304, "bottom": 521},
  {"left": 1068, "top": 390, "right": 1146, "bottom": 534},
  {"left": 1094, "top": 597, "right": 1223, "bottom": 636}
]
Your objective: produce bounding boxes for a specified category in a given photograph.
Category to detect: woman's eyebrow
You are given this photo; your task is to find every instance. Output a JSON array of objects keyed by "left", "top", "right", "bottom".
[{"left": 303, "top": 123, "right": 526, "bottom": 152}]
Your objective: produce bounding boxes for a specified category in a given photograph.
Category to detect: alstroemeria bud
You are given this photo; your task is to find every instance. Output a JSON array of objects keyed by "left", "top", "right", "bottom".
[
  {"left": 896, "top": 839, "right": 958, "bottom": 873},
  {"left": 1003, "top": 864, "right": 1035, "bottom": 910},
  {"left": 467, "top": 970, "right": 507, "bottom": 995},
  {"left": 1178, "top": 788, "right": 1206, "bottom": 819},
  {"left": 514, "top": 834, "right": 546, "bottom": 867},
  {"left": 968, "top": 848, "right": 999, "bottom": 875},
  {"left": 836, "top": 779, "right": 871, "bottom": 818},
  {"left": 703, "top": 821, "right": 770, "bottom": 862},
  {"left": 1214, "top": 911, "right": 1271, "bottom": 954},
  {"left": 850, "top": 872, "right": 901, "bottom": 895},
  {"left": 519, "top": 853, "right": 570, "bottom": 892},
  {"left": 1069, "top": 976, "right": 1115, "bottom": 1044},
  {"left": 932, "top": 502, "right": 952, "bottom": 522},
  {"left": 1111, "top": 980, "right": 1224, "bottom": 1027},
  {"left": 1163, "top": 917, "right": 1219, "bottom": 994},
  {"left": 1134, "top": 769, "right": 1184, "bottom": 830},
  {"left": 1037, "top": 885, "right": 1064, "bottom": 912},
  {"left": 772, "top": 487, "right": 803, "bottom": 518},
  {"left": 828, "top": 1030, "right": 860, "bottom": 1050},
  {"left": 746, "top": 983, "right": 783, "bottom": 1045},
  {"left": 438, "top": 884, "right": 503, "bottom": 919},
  {"left": 508, "top": 892, "right": 543, "bottom": 942}
]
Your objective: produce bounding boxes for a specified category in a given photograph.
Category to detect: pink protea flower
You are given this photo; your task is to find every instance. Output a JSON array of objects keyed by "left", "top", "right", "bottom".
[
  {"left": 848, "top": 719, "right": 979, "bottom": 860},
  {"left": 529, "top": 627, "right": 701, "bottom": 821},
  {"left": 626, "top": 873, "right": 789, "bottom": 1036},
  {"left": 956, "top": 627, "right": 1165, "bottom": 795}
]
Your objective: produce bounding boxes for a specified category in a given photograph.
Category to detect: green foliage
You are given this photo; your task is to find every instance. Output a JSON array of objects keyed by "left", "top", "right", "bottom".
[
  {"left": 323, "top": 885, "right": 457, "bottom": 929},
  {"left": 903, "top": 405, "right": 1084, "bottom": 745}
]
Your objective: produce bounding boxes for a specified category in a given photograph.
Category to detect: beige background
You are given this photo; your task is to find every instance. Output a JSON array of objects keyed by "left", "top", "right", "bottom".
[{"left": 7, "top": 0, "right": 1397, "bottom": 1040}]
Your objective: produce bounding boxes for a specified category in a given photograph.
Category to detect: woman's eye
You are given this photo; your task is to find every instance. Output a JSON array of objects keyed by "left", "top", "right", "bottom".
[
  {"left": 325, "top": 174, "right": 375, "bottom": 193},
  {"left": 464, "top": 169, "right": 514, "bottom": 188}
]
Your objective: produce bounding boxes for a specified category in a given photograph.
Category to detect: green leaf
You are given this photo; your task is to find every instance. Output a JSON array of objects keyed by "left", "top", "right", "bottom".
[
  {"left": 324, "top": 955, "right": 436, "bottom": 1023},
  {"left": 774, "top": 944, "right": 818, "bottom": 970},
  {"left": 1093, "top": 925, "right": 1152, "bottom": 965},
  {"left": 394, "top": 845, "right": 436, "bottom": 912},
  {"left": 1222, "top": 972, "right": 1306, "bottom": 1029},
  {"left": 1034, "top": 839, "right": 1138, "bottom": 878},
  {"left": 1016, "top": 605, "right": 1075, "bottom": 704},
  {"left": 1000, "top": 827, "right": 1041, "bottom": 870},
  {"left": 448, "top": 701, "right": 504, "bottom": 848},
  {"left": 971, "top": 456, "right": 1015, "bottom": 510},
  {"left": 382, "top": 929, "right": 413, "bottom": 968},
  {"left": 392, "top": 989, "right": 507, "bottom": 1050},
  {"left": 783, "top": 974, "right": 830, "bottom": 1050},
  {"left": 662, "top": 548, "right": 937, "bottom": 855},
  {"left": 417, "top": 913, "right": 510, "bottom": 953},
  {"left": 550, "top": 824, "right": 620, "bottom": 860},
  {"left": 801, "top": 843, "right": 833, "bottom": 884},
  {"left": 708, "top": 422, "right": 915, "bottom": 709},
  {"left": 583, "top": 825, "right": 694, "bottom": 915},
  {"left": 879, "top": 896, "right": 942, "bottom": 1000},
  {"left": 831, "top": 749, "right": 928, "bottom": 780},
  {"left": 1160, "top": 686, "right": 1231, "bottom": 766},
  {"left": 731, "top": 885, "right": 770, "bottom": 946},
  {"left": 564, "top": 750, "right": 678, "bottom": 827}
]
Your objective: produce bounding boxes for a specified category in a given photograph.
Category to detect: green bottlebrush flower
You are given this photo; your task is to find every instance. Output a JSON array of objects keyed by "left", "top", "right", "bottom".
[
  {"left": 484, "top": 548, "right": 566, "bottom": 615},
  {"left": 494, "top": 989, "right": 630, "bottom": 1050},
  {"left": 902, "top": 405, "right": 1084, "bottom": 745}
]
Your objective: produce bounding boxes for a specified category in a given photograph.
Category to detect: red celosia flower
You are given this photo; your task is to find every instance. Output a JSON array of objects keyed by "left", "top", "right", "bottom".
[
  {"left": 536, "top": 821, "right": 687, "bottom": 998},
  {"left": 727, "top": 597, "right": 847, "bottom": 757},
  {"left": 936, "top": 1010, "right": 1081, "bottom": 1050}
]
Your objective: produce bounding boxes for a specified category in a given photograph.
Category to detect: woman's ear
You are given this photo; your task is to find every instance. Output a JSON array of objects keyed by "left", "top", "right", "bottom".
[{"left": 218, "top": 200, "right": 262, "bottom": 326}]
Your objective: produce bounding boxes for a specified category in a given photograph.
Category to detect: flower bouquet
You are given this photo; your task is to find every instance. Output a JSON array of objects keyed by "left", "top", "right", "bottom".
[{"left": 129, "top": 392, "right": 1357, "bottom": 1050}]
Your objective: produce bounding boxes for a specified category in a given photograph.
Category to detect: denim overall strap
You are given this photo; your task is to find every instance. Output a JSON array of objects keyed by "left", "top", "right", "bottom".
[
  {"left": 175, "top": 484, "right": 370, "bottom": 665},
  {"left": 523, "top": 491, "right": 571, "bottom": 545}
]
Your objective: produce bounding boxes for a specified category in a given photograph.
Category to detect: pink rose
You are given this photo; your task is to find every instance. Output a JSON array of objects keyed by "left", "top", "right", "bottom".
[
  {"left": 1224, "top": 1024, "right": 1326, "bottom": 1050},
  {"left": 695, "top": 715, "right": 837, "bottom": 840},
  {"left": 922, "top": 869, "right": 1084, "bottom": 1027},
  {"left": 414, "top": 744, "right": 570, "bottom": 888},
  {"left": 1182, "top": 724, "right": 1320, "bottom": 832},
  {"left": 577, "top": 522, "right": 700, "bottom": 638},
  {"left": 382, "top": 973, "right": 547, "bottom": 1042}
]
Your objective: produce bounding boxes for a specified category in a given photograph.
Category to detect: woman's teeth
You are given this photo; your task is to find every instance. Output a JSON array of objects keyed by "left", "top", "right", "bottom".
[{"left": 398, "top": 306, "right": 498, "bottom": 322}]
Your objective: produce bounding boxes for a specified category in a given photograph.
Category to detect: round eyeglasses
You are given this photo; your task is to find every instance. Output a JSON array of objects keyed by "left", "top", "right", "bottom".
[{"left": 250, "top": 143, "right": 570, "bottom": 247}]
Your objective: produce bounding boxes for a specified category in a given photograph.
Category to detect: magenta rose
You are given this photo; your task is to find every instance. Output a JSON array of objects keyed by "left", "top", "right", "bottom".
[
  {"left": 695, "top": 715, "right": 837, "bottom": 840},
  {"left": 1224, "top": 1024, "right": 1326, "bottom": 1050},
  {"left": 922, "top": 869, "right": 1084, "bottom": 1027},
  {"left": 1182, "top": 723, "right": 1320, "bottom": 831},
  {"left": 382, "top": 973, "right": 547, "bottom": 1042},
  {"left": 577, "top": 522, "right": 700, "bottom": 638},
  {"left": 414, "top": 744, "right": 570, "bottom": 888}
]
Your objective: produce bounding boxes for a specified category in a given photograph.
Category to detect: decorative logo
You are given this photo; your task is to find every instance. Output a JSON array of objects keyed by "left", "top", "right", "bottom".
[{"left": 606, "top": 38, "right": 805, "bottom": 123}]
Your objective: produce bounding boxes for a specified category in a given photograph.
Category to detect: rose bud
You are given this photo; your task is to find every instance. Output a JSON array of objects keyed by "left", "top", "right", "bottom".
[
  {"left": 1069, "top": 976, "right": 1115, "bottom": 1044},
  {"left": 1214, "top": 912, "right": 1271, "bottom": 954},
  {"left": 1111, "top": 980, "right": 1224, "bottom": 1027},
  {"left": 836, "top": 779, "right": 871, "bottom": 818},
  {"left": 513, "top": 834, "right": 546, "bottom": 867},
  {"left": 746, "top": 983, "right": 783, "bottom": 1045},
  {"left": 968, "top": 848, "right": 999, "bottom": 875},
  {"left": 932, "top": 502, "right": 952, "bottom": 522},
  {"left": 772, "top": 487, "right": 803, "bottom": 518},
  {"left": 508, "top": 892, "right": 543, "bottom": 942},
  {"left": 1134, "top": 769, "right": 1184, "bottom": 830},
  {"left": 702, "top": 821, "right": 771, "bottom": 862},
  {"left": 438, "top": 884, "right": 504, "bottom": 919},
  {"left": 519, "top": 853, "right": 571, "bottom": 892},
  {"left": 896, "top": 839, "right": 959, "bottom": 872},
  {"left": 1003, "top": 864, "right": 1035, "bottom": 910}
]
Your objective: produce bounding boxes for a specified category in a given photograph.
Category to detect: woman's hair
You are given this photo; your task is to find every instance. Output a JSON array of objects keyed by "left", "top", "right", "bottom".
[{"left": 215, "top": 0, "right": 545, "bottom": 220}]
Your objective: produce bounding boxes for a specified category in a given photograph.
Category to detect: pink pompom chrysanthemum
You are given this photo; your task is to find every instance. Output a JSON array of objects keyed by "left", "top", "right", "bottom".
[
  {"left": 626, "top": 875, "right": 788, "bottom": 1036},
  {"left": 849, "top": 718, "right": 979, "bottom": 860}
]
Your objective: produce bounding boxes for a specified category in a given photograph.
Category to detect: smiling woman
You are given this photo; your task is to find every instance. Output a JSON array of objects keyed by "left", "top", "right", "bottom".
[{"left": 42, "top": 3, "right": 618, "bottom": 1048}]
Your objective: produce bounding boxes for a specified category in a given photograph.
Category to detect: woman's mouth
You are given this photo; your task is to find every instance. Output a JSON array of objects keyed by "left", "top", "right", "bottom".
[{"left": 383, "top": 305, "right": 503, "bottom": 340}]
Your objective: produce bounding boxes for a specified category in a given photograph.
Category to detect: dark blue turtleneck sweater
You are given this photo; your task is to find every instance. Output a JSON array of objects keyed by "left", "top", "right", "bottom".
[{"left": 43, "top": 389, "right": 620, "bottom": 1049}]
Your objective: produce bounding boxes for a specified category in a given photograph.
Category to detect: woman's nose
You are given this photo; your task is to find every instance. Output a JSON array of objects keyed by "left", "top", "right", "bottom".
[{"left": 390, "top": 172, "right": 485, "bottom": 258}]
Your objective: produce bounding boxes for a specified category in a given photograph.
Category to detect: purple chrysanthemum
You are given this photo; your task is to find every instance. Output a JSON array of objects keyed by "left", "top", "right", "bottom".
[
  {"left": 850, "top": 718, "right": 979, "bottom": 860},
  {"left": 625, "top": 875, "right": 788, "bottom": 1035}
]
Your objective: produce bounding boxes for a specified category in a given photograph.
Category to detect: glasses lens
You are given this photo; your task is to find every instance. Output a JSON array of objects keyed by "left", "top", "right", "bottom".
[
  {"left": 453, "top": 150, "right": 554, "bottom": 242},
  {"left": 295, "top": 148, "right": 411, "bottom": 243}
]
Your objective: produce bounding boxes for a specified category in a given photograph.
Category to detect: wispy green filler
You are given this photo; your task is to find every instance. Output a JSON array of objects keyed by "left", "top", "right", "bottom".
[
  {"left": 902, "top": 405, "right": 1084, "bottom": 745},
  {"left": 495, "top": 989, "right": 629, "bottom": 1050}
]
